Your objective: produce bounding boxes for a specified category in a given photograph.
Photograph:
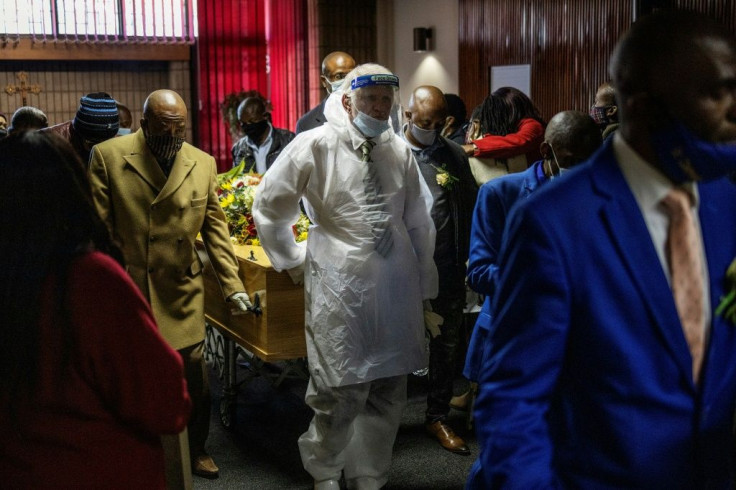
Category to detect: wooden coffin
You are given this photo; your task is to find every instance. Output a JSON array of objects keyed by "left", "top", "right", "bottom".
[{"left": 195, "top": 240, "right": 306, "bottom": 361}]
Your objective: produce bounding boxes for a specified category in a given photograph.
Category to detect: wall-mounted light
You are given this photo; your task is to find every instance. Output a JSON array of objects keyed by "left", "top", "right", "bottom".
[{"left": 413, "top": 27, "right": 432, "bottom": 52}]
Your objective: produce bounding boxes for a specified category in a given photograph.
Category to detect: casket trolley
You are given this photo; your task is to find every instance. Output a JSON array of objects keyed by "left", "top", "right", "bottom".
[{"left": 195, "top": 240, "right": 307, "bottom": 428}]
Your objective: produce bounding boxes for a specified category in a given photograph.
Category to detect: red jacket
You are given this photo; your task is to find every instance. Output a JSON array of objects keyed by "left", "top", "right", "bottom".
[
  {"left": 0, "top": 252, "right": 191, "bottom": 489},
  {"left": 472, "top": 118, "right": 544, "bottom": 165}
]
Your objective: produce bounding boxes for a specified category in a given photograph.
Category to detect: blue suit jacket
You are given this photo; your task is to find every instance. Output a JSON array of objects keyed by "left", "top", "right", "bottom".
[
  {"left": 464, "top": 161, "right": 545, "bottom": 381},
  {"left": 470, "top": 140, "right": 736, "bottom": 488}
]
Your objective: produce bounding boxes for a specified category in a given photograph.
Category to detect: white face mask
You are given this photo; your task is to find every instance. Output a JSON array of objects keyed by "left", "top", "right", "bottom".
[
  {"left": 410, "top": 122, "right": 437, "bottom": 146},
  {"left": 117, "top": 127, "right": 132, "bottom": 136},
  {"left": 548, "top": 145, "right": 566, "bottom": 180},
  {"left": 327, "top": 78, "right": 344, "bottom": 94},
  {"left": 353, "top": 111, "right": 390, "bottom": 138}
]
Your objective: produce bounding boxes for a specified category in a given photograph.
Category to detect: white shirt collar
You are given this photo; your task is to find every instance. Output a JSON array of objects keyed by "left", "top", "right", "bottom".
[{"left": 612, "top": 132, "right": 699, "bottom": 211}]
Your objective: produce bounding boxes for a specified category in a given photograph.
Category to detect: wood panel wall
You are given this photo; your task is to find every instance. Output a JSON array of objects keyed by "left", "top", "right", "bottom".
[
  {"left": 458, "top": 0, "right": 736, "bottom": 122},
  {"left": 302, "top": 0, "right": 377, "bottom": 108},
  {"left": 459, "top": 0, "right": 632, "bottom": 122},
  {"left": 0, "top": 60, "right": 193, "bottom": 140},
  {"left": 316, "top": 0, "right": 377, "bottom": 65}
]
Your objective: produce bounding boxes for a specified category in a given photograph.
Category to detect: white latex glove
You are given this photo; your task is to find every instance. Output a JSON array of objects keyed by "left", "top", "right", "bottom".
[
  {"left": 229, "top": 292, "right": 252, "bottom": 311},
  {"left": 286, "top": 263, "right": 305, "bottom": 285},
  {"left": 424, "top": 310, "right": 444, "bottom": 338}
]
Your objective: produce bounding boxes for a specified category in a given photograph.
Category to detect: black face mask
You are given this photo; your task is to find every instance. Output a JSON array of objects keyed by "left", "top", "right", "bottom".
[
  {"left": 0, "top": 128, "right": 7, "bottom": 140},
  {"left": 240, "top": 119, "right": 269, "bottom": 141},
  {"left": 146, "top": 133, "right": 185, "bottom": 162}
]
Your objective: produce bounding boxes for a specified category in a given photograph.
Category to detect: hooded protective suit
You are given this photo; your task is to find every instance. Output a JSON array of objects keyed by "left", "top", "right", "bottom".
[{"left": 253, "top": 90, "right": 438, "bottom": 388}]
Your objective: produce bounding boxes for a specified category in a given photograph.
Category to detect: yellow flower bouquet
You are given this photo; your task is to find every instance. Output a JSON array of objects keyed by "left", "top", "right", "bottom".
[{"left": 217, "top": 162, "right": 310, "bottom": 246}]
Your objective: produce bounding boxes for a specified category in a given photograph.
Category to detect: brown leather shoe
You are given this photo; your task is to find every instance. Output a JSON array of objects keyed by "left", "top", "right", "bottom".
[
  {"left": 192, "top": 453, "right": 219, "bottom": 479},
  {"left": 450, "top": 390, "right": 471, "bottom": 411},
  {"left": 425, "top": 420, "right": 470, "bottom": 455}
]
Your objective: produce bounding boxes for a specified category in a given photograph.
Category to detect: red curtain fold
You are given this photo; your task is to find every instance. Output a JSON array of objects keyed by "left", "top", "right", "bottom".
[
  {"left": 265, "top": 0, "right": 310, "bottom": 132},
  {"left": 196, "top": 0, "right": 268, "bottom": 171}
]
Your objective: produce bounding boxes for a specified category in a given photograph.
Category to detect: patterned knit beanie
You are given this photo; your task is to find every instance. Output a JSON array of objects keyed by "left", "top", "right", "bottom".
[{"left": 73, "top": 92, "right": 119, "bottom": 142}]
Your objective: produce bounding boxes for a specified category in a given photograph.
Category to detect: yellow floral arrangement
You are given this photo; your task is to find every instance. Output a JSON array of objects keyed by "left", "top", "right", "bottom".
[{"left": 217, "top": 162, "right": 310, "bottom": 246}]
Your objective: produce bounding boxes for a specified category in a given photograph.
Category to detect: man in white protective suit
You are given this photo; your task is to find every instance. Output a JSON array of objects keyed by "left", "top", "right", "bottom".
[{"left": 252, "top": 64, "right": 438, "bottom": 490}]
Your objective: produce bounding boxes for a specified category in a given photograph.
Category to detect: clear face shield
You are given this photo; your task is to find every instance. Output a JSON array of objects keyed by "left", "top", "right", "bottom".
[{"left": 344, "top": 74, "right": 403, "bottom": 137}]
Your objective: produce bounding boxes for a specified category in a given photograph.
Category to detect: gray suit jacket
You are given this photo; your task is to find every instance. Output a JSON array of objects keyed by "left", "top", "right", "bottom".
[{"left": 295, "top": 99, "right": 327, "bottom": 134}]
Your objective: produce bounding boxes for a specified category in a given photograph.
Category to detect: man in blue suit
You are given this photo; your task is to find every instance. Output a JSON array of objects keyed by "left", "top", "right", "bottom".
[
  {"left": 469, "top": 10, "right": 736, "bottom": 489},
  {"left": 464, "top": 111, "right": 601, "bottom": 383}
]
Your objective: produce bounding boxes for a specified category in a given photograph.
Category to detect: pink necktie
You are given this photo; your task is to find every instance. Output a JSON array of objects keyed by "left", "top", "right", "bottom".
[{"left": 661, "top": 188, "right": 705, "bottom": 384}]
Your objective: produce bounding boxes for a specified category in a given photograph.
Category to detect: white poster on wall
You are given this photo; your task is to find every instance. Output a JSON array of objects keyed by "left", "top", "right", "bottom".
[{"left": 490, "top": 64, "right": 531, "bottom": 96}]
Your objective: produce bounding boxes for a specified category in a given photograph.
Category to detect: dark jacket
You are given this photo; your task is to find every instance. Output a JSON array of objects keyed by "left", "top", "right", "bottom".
[
  {"left": 295, "top": 99, "right": 327, "bottom": 134},
  {"left": 413, "top": 136, "right": 478, "bottom": 296},
  {"left": 231, "top": 126, "right": 295, "bottom": 171}
]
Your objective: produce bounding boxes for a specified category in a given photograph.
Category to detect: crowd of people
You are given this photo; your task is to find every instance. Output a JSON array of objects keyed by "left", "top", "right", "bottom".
[{"left": 2, "top": 8, "right": 736, "bottom": 489}]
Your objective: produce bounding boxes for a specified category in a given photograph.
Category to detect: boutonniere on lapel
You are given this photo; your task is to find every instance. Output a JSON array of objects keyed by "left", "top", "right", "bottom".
[
  {"left": 430, "top": 163, "right": 459, "bottom": 190},
  {"left": 715, "top": 257, "right": 736, "bottom": 324}
]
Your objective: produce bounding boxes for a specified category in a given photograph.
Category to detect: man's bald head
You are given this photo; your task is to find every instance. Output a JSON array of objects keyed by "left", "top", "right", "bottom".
[
  {"left": 404, "top": 86, "right": 448, "bottom": 148},
  {"left": 407, "top": 86, "right": 448, "bottom": 117},
  {"left": 322, "top": 51, "right": 356, "bottom": 76},
  {"left": 542, "top": 110, "right": 602, "bottom": 170},
  {"left": 143, "top": 90, "right": 187, "bottom": 120},
  {"left": 321, "top": 51, "right": 356, "bottom": 94},
  {"left": 140, "top": 90, "right": 187, "bottom": 163}
]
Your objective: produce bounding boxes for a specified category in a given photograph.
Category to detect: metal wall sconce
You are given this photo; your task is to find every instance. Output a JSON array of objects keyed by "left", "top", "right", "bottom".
[{"left": 413, "top": 27, "right": 432, "bottom": 52}]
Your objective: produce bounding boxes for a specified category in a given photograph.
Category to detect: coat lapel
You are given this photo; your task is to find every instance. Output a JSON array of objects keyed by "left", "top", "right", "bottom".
[
  {"left": 698, "top": 182, "right": 736, "bottom": 394},
  {"left": 154, "top": 151, "right": 196, "bottom": 204},
  {"left": 591, "top": 144, "right": 696, "bottom": 389},
  {"left": 123, "top": 130, "right": 167, "bottom": 193}
]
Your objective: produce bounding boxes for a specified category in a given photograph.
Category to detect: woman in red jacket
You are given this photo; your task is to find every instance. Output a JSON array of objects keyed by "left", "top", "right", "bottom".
[
  {"left": 463, "top": 87, "right": 546, "bottom": 168},
  {"left": 0, "top": 131, "right": 191, "bottom": 489}
]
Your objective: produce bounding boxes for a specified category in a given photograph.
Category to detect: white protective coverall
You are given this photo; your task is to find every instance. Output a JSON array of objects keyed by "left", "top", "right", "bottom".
[{"left": 253, "top": 88, "right": 438, "bottom": 487}]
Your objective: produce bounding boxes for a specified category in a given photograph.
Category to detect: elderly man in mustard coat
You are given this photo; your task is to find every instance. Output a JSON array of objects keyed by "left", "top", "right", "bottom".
[{"left": 89, "top": 89, "right": 250, "bottom": 479}]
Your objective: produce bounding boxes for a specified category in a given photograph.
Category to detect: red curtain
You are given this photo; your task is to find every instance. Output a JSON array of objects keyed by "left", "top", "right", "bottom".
[
  {"left": 265, "top": 0, "right": 311, "bottom": 132},
  {"left": 196, "top": 0, "right": 268, "bottom": 171}
]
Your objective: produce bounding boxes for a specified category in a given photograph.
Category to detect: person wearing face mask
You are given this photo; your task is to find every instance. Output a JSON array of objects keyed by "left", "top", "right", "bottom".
[
  {"left": 253, "top": 64, "right": 438, "bottom": 490},
  {"left": 467, "top": 10, "right": 736, "bottom": 489},
  {"left": 116, "top": 102, "right": 134, "bottom": 136},
  {"left": 296, "top": 51, "right": 356, "bottom": 134},
  {"left": 402, "top": 85, "right": 478, "bottom": 455},
  {"left": 590, "top": 81, "right": 619, "bottom": 140},
  {"left": 464, "top": 110, "right": 601, "bottom": 398},
  {"left": 88, "top": 89, "right": 253, "bottom": 481},
  {"left": 231, "top": 96, "right": 295, "bottom": 172},
  {"left": 43, "top": 93, "right": 116, "bottom": 165}
]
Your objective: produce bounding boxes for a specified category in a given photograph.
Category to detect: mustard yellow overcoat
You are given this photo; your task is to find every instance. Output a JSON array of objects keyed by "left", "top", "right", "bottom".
[{"left": 89, "top": 129, "right": 244, "bottom": 350}]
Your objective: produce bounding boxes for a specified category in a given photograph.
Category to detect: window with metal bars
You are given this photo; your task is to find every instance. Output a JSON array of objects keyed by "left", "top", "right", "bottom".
[{"left": 0, "top": 0, "right": 197, "bottom": 43}]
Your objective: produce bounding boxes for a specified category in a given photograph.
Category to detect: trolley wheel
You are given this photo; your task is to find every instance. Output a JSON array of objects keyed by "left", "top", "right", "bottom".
[{"left": 219, "top": 394, "right": 236, "bottom": 430}]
